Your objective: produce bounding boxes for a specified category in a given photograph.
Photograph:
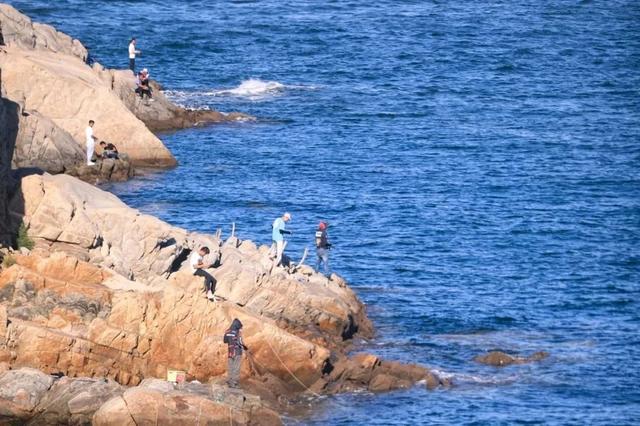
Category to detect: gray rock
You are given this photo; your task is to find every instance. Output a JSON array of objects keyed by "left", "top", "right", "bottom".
[
  {"left": 138, "top": 378, "right": 174, "bottom": 393},
  {"left": 31, "top": 376, "right": 123, "bottom": 425},
  {"left": 0, "top": 368, "right": 54, "bottom": 412}
]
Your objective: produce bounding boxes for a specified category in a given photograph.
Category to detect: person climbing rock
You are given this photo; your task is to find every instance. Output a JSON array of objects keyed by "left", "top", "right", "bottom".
[
  {"left": 269, "top": 212, "right": 292, "bottom": 267},
  {"left": 128, "top": 38, "right": 141, "bottom": 72},
  {"left": 190, "top": 246, "right": 216, "bottom": 301},
  {"left": 85, "top": 120, "right": 97, "bottom": 166},
  {"left": 223, "top": 318, "right": 248, "bottom": 388},
  {"left": 315, "top": 221, "right": 331, "bottom": 276}
]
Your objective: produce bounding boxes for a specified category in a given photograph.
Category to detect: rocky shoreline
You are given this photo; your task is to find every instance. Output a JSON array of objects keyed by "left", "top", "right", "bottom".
[{"left": 0, "top": 4, "right": 448, "bottom": 425}]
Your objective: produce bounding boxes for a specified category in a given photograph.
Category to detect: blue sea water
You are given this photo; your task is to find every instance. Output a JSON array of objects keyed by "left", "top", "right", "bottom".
[{"left": 9, "top": 0, "right": 640, "bottom": 424}]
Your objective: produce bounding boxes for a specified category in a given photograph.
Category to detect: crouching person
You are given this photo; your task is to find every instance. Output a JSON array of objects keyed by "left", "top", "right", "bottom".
[
  {"left": 224, "top": 318, "right": 247, "bottom": 388},
  {"left": 190, "top": 246, "right": 217, "bottom": 301}
]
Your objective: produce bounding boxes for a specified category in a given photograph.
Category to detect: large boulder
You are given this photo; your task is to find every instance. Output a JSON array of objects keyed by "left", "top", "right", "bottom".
[
  {"left": 12, "top": 109, "right": 84, "bottom": 174},
  {"left": 30, "top": 376, "right": 124, "bottom": 425},
  {"left": 93, "top": 385, "right": 281, "bottom": 426},
  {"left": 0, "top": 4, "right": 87, "bottom": 61},
  {"left": 0, "top": 368, "right": 54, "bottom": 422}
]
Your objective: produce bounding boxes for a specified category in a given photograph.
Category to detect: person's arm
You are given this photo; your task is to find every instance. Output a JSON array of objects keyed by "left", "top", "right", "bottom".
[{"left": 279, "top": 229, "right": 292, "bottom": 235}]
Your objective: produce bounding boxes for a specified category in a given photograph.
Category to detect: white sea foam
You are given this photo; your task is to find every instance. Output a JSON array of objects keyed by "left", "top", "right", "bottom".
[
  {"left": 164, "top": 78, "right": 319, "bottom": 107},
  {"left": 213, "top": 78, "right": 286, "bottom": 97}
]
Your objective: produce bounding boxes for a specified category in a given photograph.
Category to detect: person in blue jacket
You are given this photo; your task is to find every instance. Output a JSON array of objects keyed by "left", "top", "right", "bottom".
[{"left": 269, "top": 212, "right": 291, "bottom": 266}]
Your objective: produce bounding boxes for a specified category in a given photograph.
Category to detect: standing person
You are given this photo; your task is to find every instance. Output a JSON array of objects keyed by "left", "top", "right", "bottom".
[
  {"left": 269, "top": 212, "right": 291, "bottom": 267},
  {"left": 128, "top": 38, "right": 141, "bottom": 72},
  {"left": 85, "top": 120, "right": 97, "bottom": 166},
  {"left": 223, "top": 318, "right": 248, "bottom": 388},
  {"left": 190, "top": 246, "right": 217, "bottom": 301},
  {"left": 315, "top": 221, "right": 331, "bottom": 276}
]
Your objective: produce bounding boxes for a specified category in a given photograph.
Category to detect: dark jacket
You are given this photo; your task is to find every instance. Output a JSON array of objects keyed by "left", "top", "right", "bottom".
[
  {"left": 224, "top": 319, "right": 245, "bottom": 358},
  {"left": 315, "top": 229, "right": 330, "bottom": 249}
]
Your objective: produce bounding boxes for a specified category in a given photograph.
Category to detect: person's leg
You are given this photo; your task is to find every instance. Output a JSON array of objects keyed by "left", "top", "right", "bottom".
[
  {"left": 86, "top": 141, "right": 94, "bottom": 165},
  {"left": 228, "top": 355, "right": 241, "bottom": 387},
  {"left": 315, "top": 249, "right": 321, "bottom": 272},
  {"left": 193, "top": 269, "right": 208, "bottom": 292},
  {"left": 275, "top": 240, "right": 284, "bottom": 266},
  {"left": 268, "top": 241, "right": 277, "bottom": 258},
  {"left": 227, "top": 356, "right": 234, "bottom": 385},
  {"left": 320, "top": 249, "right": 330, "bottom": 275},
  {"left": 129, "top": 58, "right": 135, "bottom": 72}
]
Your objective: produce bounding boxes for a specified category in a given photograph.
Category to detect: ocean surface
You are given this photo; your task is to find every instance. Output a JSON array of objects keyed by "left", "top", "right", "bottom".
[{"left": 10, "top": 0, "right": 640, "bottom": 424}]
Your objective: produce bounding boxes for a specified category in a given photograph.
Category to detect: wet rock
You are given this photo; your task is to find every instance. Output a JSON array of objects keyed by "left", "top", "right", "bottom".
[{"left": 474, "top": 350, "right": 550, "bottom": 366}]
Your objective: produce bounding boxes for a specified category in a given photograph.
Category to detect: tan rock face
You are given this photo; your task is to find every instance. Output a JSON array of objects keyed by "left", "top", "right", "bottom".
[
  {"left": 9, "top": 173, "right": 372, "bottom": 346},
  {"left": 0, "top": 250, "right": 329, "bottom": 391},
  {"left": 12, "top": 109, "right": 85, "bottom": 174},
  {"left": 0, "top": 173, "right": 442, "bottom": 422},
  {"left": 0, "top": 4, "right": 87, "bottom": 61},
  {"left": 0, "top": 48, "right": 176, "bottom": 167}
]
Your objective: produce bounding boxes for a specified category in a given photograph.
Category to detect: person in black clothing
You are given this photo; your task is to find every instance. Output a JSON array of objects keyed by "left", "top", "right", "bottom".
[
  {"left": 99, "top": 141, "right": 119, "bottom": 159},
  {"left": 315, "top": 221, "right": 331, "bottom": 276},
  {"left": 223, "top": 319, "right": 248, "bottom": 388},
  {"left": 190, "top": 246, "right": 217, "bottom": 301}
]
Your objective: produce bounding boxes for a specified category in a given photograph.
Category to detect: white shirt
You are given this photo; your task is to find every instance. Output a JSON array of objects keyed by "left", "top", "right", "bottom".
[
  {"left": 85, "top": 126, "right": 93, "bottom": 144},
  {"left": 190, "top": 251, "right": 203, "bottom": 274},
  {"left": 128, "top": 42, "right": 136, "bottom": 59}
]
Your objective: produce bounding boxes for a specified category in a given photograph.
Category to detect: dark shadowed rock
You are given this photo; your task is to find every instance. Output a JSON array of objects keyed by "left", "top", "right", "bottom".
[{"left": 66, "top": 156, "right": 134, "bottom": 183}]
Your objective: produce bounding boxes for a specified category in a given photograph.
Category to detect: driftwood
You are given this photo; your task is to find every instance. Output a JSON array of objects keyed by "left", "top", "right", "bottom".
[{"left": 296, "top": 247, "right": 309, "bottom": 268}]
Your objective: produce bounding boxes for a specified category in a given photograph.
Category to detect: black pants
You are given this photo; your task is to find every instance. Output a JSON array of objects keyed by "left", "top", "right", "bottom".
[
  {"left": 194, "top": 269, "right": 216, "bottom": 293},
  {"left": 129, "top": 58, "right": 135, "bottom": 72},
  {"left": 135, "top": 87, "right": 152, "bottom": 99}
]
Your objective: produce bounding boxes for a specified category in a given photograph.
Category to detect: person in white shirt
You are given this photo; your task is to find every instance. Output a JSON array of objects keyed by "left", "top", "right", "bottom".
[
  {"left": 128, "top": 38, "right": 141, "bottom": 72},
  {"left": 190, "top": 246, "right": 217, "bottom": 301},
  {"left": 85, "top": 120, "right": 97, "bottom": 166}
]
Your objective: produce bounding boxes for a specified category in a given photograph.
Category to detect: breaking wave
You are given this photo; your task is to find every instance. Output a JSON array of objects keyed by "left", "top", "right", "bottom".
[{"left": 164, "top": 78, "right": 318, "bottom": 107}]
